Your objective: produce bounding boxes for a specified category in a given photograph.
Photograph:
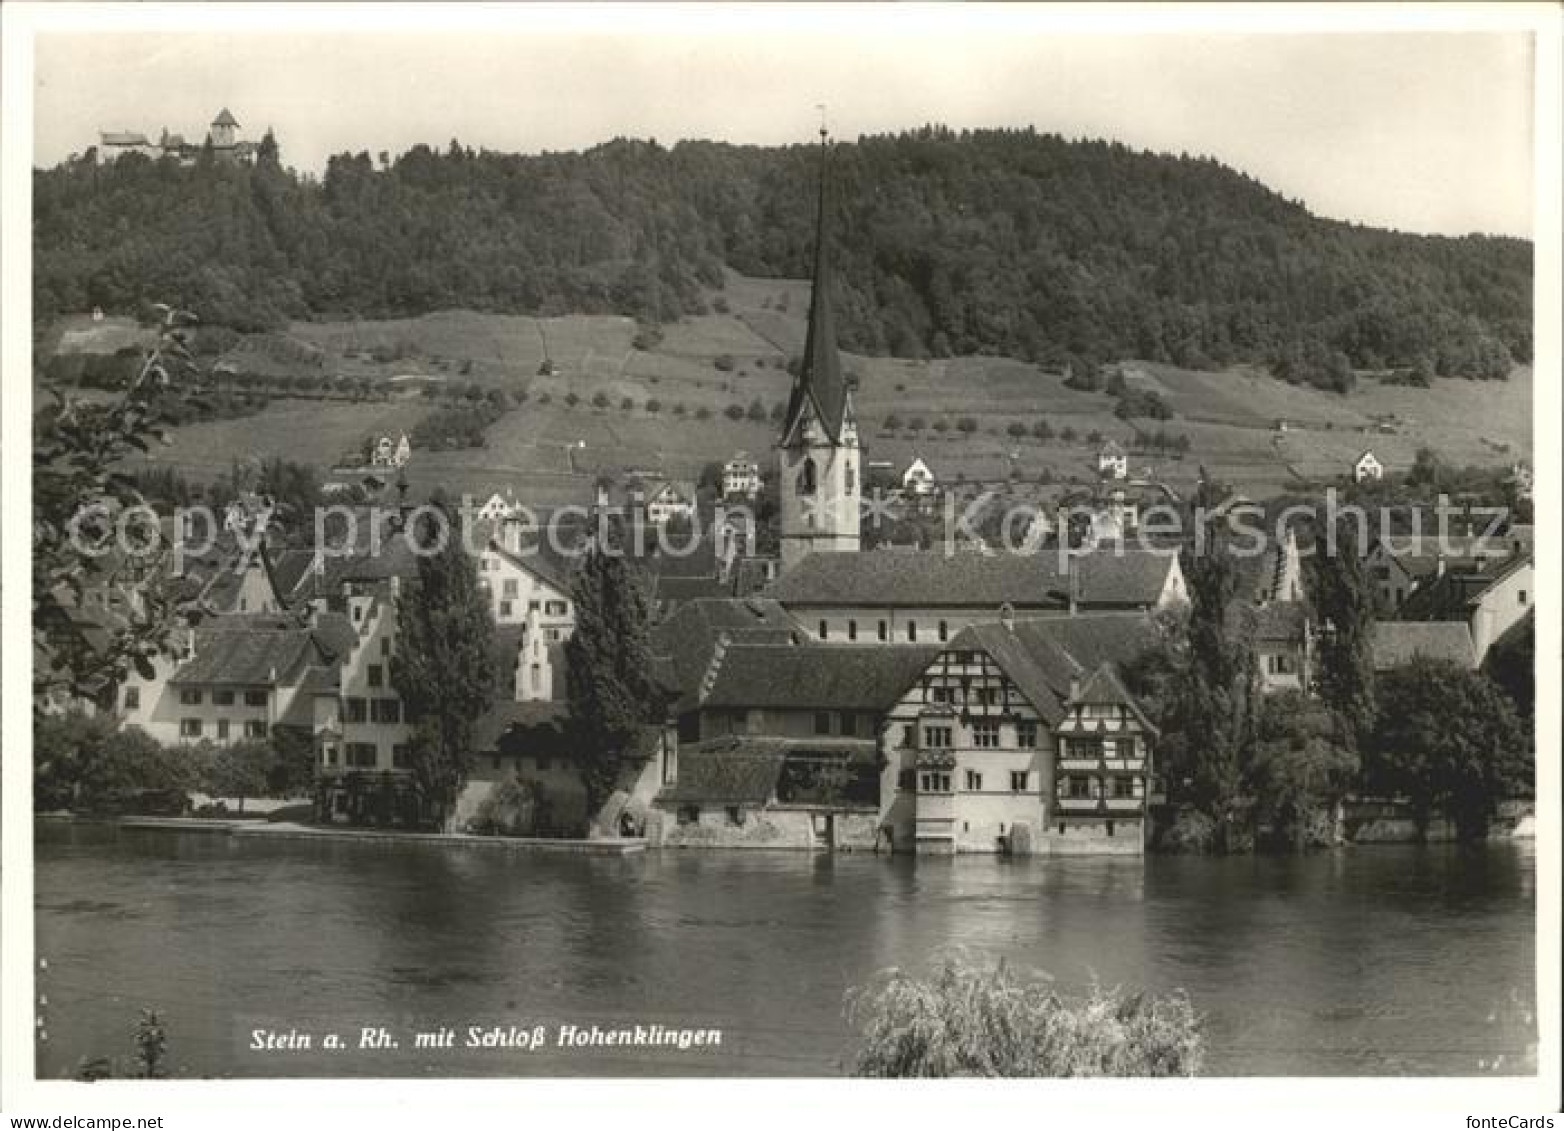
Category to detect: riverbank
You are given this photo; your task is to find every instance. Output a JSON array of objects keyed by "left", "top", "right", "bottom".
[{"left": 114, "top": 816, "right": 647, "bottom": 855}]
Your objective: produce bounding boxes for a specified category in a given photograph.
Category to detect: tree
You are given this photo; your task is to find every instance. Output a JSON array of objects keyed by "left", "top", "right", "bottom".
[
  {"left": 1173, "top": 530, "right": 1261, "bottom": 851},
  {"left": 1368, "top": 658, "right": 1530, "bottom": 840},
  {"left": 34, "top": 710, "right": 196, "bottom": 813},
  {"left": 1248, "top": 691, "right": 1358, "bottom": 850},
  {"left": 391, "top": 503, "right": 499, "bottom": 829},
  {"left": 1310, "top": 515, "right": 1376, "bottom": 744},
  {"left": 1482, "top": 614, "right": 1534, "bottom": 725},
  {"left": 202, "top": 738, "right": 272, "bottom": 813},
  {"left": 846, "top": 952, "right": 1203, "bottom": 1077},
  {"left": 33, "top": 305, "right": 199, "bottom": 706},
  {"left": 564, "top": 543, "right": 662, "bottom": 823}
]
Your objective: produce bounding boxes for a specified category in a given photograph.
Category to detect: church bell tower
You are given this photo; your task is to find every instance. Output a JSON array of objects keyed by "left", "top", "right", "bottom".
[{"left": 777, "top": 126, "right": 860, "bottom": 573}]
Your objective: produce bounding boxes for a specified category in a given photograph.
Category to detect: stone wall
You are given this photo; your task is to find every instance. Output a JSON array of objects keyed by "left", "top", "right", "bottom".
[{"left": 652, "top": 805, "right": 879, "bottom": 850}]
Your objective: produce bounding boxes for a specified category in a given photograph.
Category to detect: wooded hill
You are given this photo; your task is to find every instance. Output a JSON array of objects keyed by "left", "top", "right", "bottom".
[{"left": 34, "top": 126, "right": 1531, "bottom": 390}]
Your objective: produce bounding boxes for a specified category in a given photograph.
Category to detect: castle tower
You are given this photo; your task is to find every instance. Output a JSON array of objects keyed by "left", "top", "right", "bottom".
[
  {"left": 209, "top": 108, "right": 239, "bottom": 150},
  {"left": 778, "top": 128, "right": 860, "bottom": 573}
]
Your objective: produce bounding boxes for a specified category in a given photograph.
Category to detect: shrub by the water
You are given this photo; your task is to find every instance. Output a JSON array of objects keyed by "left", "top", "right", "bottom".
[{"left": 845, "top": 951, "right": 1203, "bottom": 1077}]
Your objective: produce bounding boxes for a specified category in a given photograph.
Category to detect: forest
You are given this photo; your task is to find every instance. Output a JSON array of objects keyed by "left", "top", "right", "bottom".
[{"left": 34, "top": 126, "right": 1531, "bottom": 390}]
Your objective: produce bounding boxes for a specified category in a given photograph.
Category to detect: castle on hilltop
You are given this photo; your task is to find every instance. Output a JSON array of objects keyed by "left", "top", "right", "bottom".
[{"left": 97, "top": 108, "right": 258, "bottom": 166}]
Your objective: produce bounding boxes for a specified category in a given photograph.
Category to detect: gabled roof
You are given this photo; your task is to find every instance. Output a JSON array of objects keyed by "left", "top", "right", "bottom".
[
  {"left": 780, "top": 140, "right": 850, "bottom": 445},
  {"left": 947, "top": 614, "right": 1163, "bottom": 726},
  {"left": 658, "top": 740, "right": 787, "bottom": 805},
  {"left": 1253, "top": 601, "right": 1309, "bottom": 643},
  {"left": 702, "top": 643, "right": 939, "bottom": 711},
  {"left": 100, "top": 131, "right": 151, "bottom": 146},
  {"left": 212, "top": 107, "right": 239, "bottom": 127},
  {"left": 652, "top": 597, "right": 800, "bottom": 710},
  {"left": 1074, "top": 551, "right": 1179, "bottom": 608},
  {"left": 1372, "top": 622, "right": 1477, "bottom": 671}
]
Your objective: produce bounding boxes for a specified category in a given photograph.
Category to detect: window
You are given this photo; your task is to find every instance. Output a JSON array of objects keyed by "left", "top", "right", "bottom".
[
  {"left": 546, "top": 629, "right": 561, "bottom": 643},
  {"left": 367, "top": 665, "right": 383, "bottom": 688},
  {"left": 500, "top": 601, "right": 513, "bottom": 618},
  {"left": 897, "top": 768, "right": 915, "bottom": 790},
  {"left": 371, "top": 699, "right": 401, "bottom": 724},
  {"left": 840, "top": 712, "right": 857, "bottom": 737},
  {"left": 725, "top": 806, "right": 745, "bottom": 827},
  {"left": 847, "top": 620, "right": 857, "bottom": 641},
  {"left": 1017, "top": 721, "right": 1038, "bottom": 748},
  {"left": 179, "top": 688, "right": 202, "bottom": 706},
  {"left": 964, "top": 769, "right": 983, "bottom": 791},
  {"left": 1113, "top": 776, "right": 1135, "bottom": 799},
  {"left": 923, "top": 725, "right": 952, "bottom": 749},
  {"left": 503, "top": 578, "right": 519, "bottom": 598},
  {"left": 213, "top": 689, "right": 235, "bottom": 707},
  {"left": 938, "top": 620, "right": 949, "bottom": 642},
  {"left": 818, "top": 620, "right": 828, "bottom": 640},
  {"left": 491, "top": 755, "right": 501, "bottom": 771},
  {"left": 180, "top": 719, "right": 202, "bottom": 738},
  {"left": 1065, "top": 738, "right": 1099, "bottom": 760},
  {"left": 1114, "top": 738, "right": 1135, "bottom": 760},
  {"left": 380, "top": 638, "right": 391, "bottom": 656},
  {"left": 845, "top": 463, "right": 855, "bottom": 495},
  {"left": 244, "top": 689, "right": 268, "bottom": 707},
  {"left": 1067, "top": 775, "right": 1092, "bottom": 799},
  {"left": 907, "top": 621, "right": 918, "bottom": 642},
  {"left": 799, "top": 457, "right": 817, "bottom": 495},
  {"left": 244, "top": 720, "right": 268, "bottom": 739},
  {"left": 528, "top": 600, "right": 540, "bottom": 611},
  {"left": 972, "top": 721, "right": 1000, "bottom": 749},
  {"left": 545, "top": 600, "right": 568, "bottom": 616},
  {"left": 930, "top": 685, "right": 952, "bottom": 704},
  {"left": 323, "top": 744, "right": 339, "bottom": 767},
  {"left": 677, "top": 805, "right": 700, "bottom": 826},
  {"left": 392, "top": 744, "right": 413, "bottom": 769},
  {"left": 1519, "top": 590, "right": 1528, "bottom": 606},
  {"left": 346, "top": 743, "right": 377, "bottom": 768},
  {"left": 217, "top": 719, "right": 230, "bottom": 741},
  {"left": 877, "top": 620, "right": 888, "bottom": 642},
  {"left": 814, "top": 711, "right": 833, "bottom": 736},
  {"left": 124, "top": 686, "right": 140, "bottom": 710},
  {"left": 1266, "top": 653, "right": 1298, "bottom": 676},
  {"left": 918, "top": 771, "right": 952, "bottom": 793},
  {"left": 1011, "top": 770, "right": 1029, "bottom": 792},
  {"left": 345, "top": 697, "right": 368, "bottom": 724},
  {"left": 901, "top": 724, "right": 916, "bottom": 748},
  {"left": 530, "top": 665, "right": 542, "bottom": 691},
  {"left": 536, "top": 754, "right": 552, "bottom": 772},
  {"left": 1106, "top": 821, "right": 1116, "bottom": 837}
]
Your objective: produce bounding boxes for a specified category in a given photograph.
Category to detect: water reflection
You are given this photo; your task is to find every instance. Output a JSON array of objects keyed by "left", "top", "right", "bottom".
[{"left": 34, "top": 825, "right": 1535, "bottom": 1078}]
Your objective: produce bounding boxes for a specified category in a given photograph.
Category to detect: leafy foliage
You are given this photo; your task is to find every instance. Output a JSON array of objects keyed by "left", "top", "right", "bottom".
[
  {"left": 1309, "top": 515, "right": 1377, "bottom": 743},
  {"left": 36, "top": 130, "right": 1529, "bottom": 379},
  {"left": 1367, "top": 658, "right": 1531, "bottom": 840},
  {"left": 33, "top": 305, "right": 200, "bottom": 705},
  {"left": 563, "top": 542, "right": 662, "bottom": 819},
  {"left": 1249, "top": 691, "right": 1358, "bottom": 848},
  {"left": 845, "top": 951, "right": 1203, "bottom": 1077},
  {"left": 34, "top": 710, "right": 196, "bottom": 812}
]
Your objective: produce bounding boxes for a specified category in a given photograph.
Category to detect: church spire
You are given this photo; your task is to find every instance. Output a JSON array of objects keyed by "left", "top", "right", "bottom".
[{"left": 780, "top": 124, "right": 850, "bottom": 446}]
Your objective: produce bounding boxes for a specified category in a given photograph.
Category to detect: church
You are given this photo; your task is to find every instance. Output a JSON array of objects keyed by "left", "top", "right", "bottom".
[{"left": 777, "top": 128, "right": 862, "bottom": 574}]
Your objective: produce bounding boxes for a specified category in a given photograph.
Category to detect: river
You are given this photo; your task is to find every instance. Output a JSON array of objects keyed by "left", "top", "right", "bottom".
[{"left": 33, "top": 823, "right": 1535, "bottom": 1078}]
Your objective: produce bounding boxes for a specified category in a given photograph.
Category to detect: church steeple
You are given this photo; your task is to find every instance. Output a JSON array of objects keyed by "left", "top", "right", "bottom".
[
  {"left": 777, "top": 121, "right": 860, "bottom": 574},
  {"left": 780, "top": 124, "right": 851, "bottom": 446}
]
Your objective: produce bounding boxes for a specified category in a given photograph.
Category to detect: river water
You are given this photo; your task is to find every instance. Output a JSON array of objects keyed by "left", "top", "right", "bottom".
[{"left": 33, "top": 823, "right": 1535, "bottom": 1078}]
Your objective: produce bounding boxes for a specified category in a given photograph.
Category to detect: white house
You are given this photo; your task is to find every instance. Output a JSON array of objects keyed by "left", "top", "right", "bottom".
[
  {"left": 901, "top": 457, "right": 937, "bottom": 497},
  {"left": 371, "top": 433, "right": 412, "bottom": 468},
  {"left": 1097, "top": 440, "right": 1128, "bottom": 480},
  {"left": 645, "top": 480, "right": 698, "bottom": 526},
  {"left": 722, "top": 453, "right": 762, "bottom": 499},
  {"left": 1353, "top": 450, "right": 1384, "bottom": 483}
]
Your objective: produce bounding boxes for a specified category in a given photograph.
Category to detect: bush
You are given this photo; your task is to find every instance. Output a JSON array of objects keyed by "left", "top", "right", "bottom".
[
  {"left": 846, "top": 951, "right": 1203, "bottom": 1077},
  {"left": 673, "top": 402, "right": 687, "bottom": 416},
  {"left": 884, "top": 413, "right": 904, "bottom": 431},
  {"left": 620, "top": 396, "right": 635, "bottom": 411},
  {"left": 714, "top": 354, "right": 736, "bottom": 372},
  {"left": 695, "top": 406, "right": 712, "bottom": 421},
  {"left": 746, "top": 398, "right": 767, "bottom": 422},
  {"left": 724, "top": 404, "right": 745, "bottom": 421},
  {"left": 470, "top": 773, "right": 546, "bottom": 837},
  {"left": 589, "top": 391, "right": 608, "bottom": 409},
  {"left": 956, "top": 417, "right": 977, "bottom": 434},
  {"left": 565, "top": 392, "right": 581, "bottom": 408},
  {"left": 645, "top": 398, "right": 662, "bottom": 413}
]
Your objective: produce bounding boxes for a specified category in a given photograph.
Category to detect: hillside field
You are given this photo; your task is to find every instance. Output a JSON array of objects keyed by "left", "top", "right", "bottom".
[{"left": 58, "top": 272, "right": 1531, "bottom": 506}]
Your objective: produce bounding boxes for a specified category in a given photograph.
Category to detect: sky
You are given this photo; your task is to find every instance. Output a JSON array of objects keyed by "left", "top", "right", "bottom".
[{"left": 30, "top": 14, "right": 1536, "bottom": 238}]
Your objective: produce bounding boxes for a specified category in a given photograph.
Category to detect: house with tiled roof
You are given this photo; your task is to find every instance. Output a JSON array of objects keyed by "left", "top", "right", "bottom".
[
  {"left": 1397, "top": 553, "right": 1532, "bottom": 663},
  {"left": 763, "top": 546, "right": 1185, "bottom": 644},
  {"left": 1097, "top": 439, "right": 1128, "bottom": 480},
  {"left": 1364, "top": 530, "right": 1526, "bottom": 616},
  {"left": 118, "top": 613, "right": 340, "bottom": 748},
  {"left": 881, "top": 612, "right": 1164, "bottom": 856}
]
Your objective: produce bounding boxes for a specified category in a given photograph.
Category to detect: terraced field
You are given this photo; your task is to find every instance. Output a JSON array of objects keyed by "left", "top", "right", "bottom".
[{"left": 51, "top": 272, "right": 1532, "bottom": 504}]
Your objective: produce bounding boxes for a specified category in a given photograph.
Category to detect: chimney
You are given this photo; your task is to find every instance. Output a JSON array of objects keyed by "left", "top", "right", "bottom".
[{"left": 1067, "top": 676, "right": 1081, "bottom": 704}]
